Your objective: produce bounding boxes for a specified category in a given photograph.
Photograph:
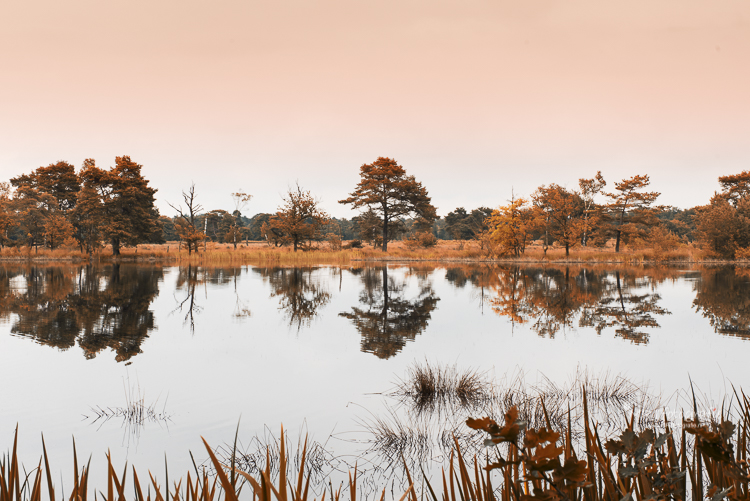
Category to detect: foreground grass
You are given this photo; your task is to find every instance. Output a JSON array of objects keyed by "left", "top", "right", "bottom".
[{"left": 4, "top": 385, "right": 750, "bottom": 501}]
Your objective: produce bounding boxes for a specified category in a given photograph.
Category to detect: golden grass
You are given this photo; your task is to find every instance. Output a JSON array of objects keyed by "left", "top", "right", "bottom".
[
  {"left": 0, "top": 239, "right": 720, "bottom": 264},
  {"left": 349, "top": 240, "right": 703, "bottom": 264}
]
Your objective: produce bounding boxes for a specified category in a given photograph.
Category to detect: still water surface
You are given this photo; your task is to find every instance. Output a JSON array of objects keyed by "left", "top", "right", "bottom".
[{"left": 0, "top": 263, "right": 748, "bottom": 490}]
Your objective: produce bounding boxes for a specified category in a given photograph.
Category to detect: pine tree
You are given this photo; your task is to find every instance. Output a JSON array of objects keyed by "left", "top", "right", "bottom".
[{"left": 339, "top": 157, "right": 437, "bottom": 251}]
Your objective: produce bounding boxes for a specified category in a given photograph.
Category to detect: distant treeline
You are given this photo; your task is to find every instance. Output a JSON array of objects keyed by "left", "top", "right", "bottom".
[{"left": 1, "top": 155, "right": 746, "bottom": 258}]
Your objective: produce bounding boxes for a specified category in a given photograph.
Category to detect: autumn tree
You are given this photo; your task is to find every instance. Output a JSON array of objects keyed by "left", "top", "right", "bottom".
[
  {"left": 43, "top": 214, "right": 74, "bottom": 249},
  {"left": 694, "top": 191, "right": 750, "bottom": 259},
  {"left": 268, "top": 183, "right": 329, "bottom": 251},
  {"left": 10, "top": 161, "right": 80, "bottom": 213},
  {"left": 0, "top": 183, "right": 13, "bottom": 249},
  {"left": 578, "top": 171, "right": 606, "bottom": 246},
  {"left": 77, "top": 157, "right": 159, "bottom": 256},
  {"left": 70, "top": 165, "right": 103, "bottom": 253},
  {"left": 12, "top": 188, "right": 57, "bottom": 251},
  {"left": 484, "top": 195, "right": 535, "bottom": 258},
  {"left": 157, "top": 216, "right": 177, "bottom": 242},
  {"left": 718, "top": 171, "right": 750, "bottom": 205},
  {"left": 169, "top": 184, "right": 206, "bottom": 255},
  {"left": 339, "top": 157, "right": 437, "bottom": 251},
  {"left": 204, "top": 209, "right": 233, "bottom": 242},
  {"left": 690, "top": 170, "right": 750, "bottom": 258},
  {"left": 605, "top": 174, "right": 660, "bottom": 252},
  {"left": 531, "top": 184, "right": 583, "bottom": 257},
  {"left": 353, "top": 209, "right": 405, "bottom": 247}
]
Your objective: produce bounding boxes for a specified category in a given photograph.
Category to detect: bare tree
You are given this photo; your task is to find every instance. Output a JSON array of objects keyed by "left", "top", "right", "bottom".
[
  {"left": 228, "top": 190, "right": 252, "bottom": 249},
  {"left": 168, "top": 183, "right": 205, "bottom": 255}
]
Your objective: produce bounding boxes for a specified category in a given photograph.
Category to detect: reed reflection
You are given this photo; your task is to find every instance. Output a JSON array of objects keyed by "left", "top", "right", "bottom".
[
  {"left": 446, "top": 265, "right": 670, "bottom": 343},
  {"left": 1, "top": 265, "right": 162, "bottom": 361},
  {"left": 254, "top": 267, "right": 331, "bottom": 330},
  {"left": 339, "top": 267, "right": 439, "bottom": 359}
]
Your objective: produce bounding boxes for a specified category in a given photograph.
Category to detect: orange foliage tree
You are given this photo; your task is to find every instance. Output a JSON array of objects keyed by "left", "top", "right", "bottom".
[
  {"left": 605, "top": 174, "right": 660, "bottom": 252},
  {"left": 78, "top": 157, "right": 159, "bottom": 256},
  {"left": 339, "top": 157, "right": 437, "bottom": 251},
  {"left": 531, "top": 184, "right": 583, "bottom": 257},
  {"left": 0, "top": 183, "right": 12, "bottom": 249},
  {"left": 269, "top": 183, "right": 329, "bottom": 252},
  {"left": 694, "top": 171, "right": 750, "bottom": 258},
  {"left": 578, "top": 171, "right": 606, "bottom": 246},
  {"left": 486, "top": 195, "right": 535, "bottom": 257}
]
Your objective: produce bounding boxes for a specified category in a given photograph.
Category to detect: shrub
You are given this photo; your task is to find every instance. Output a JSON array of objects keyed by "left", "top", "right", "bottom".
[{"left": 405, "top": 231, "right": 438, "bottom": 249}]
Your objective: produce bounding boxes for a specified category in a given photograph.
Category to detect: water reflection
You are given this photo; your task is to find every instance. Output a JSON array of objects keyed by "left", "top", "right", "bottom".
[
  {"left": 1, "top": 265, "right": 162, "bottom": 361},
  {"left": 4, "top": 263, "right": 750, "bottom": 364},
  {"left": 693, "top": 267, "right": 750, "bottom": 339},
  {"left": 339, "top": 267, "right": 439, "bottom": 359},
  {"left": 173, "top": 266, "right": 250, "bottom": 329},
  {"left": 254, "top": 267, "right": 331, "bottom": 330},
  {"left": 445, "top": 265, "right": 670, "bottom": 343}
]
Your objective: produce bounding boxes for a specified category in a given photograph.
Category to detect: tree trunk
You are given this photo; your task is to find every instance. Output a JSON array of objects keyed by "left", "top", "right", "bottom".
[
  {"left": 565, "top": 243, "right": 570, "bottom": 257},
  {"left": 615, "top": 208, "right": 625, "bottom": 253},
  {"left": 382, "top": 216, "right": 388, "bottom": 252},
  {"left": 294, "top": 236, "right": 298, "bottom": 252},
  {"left": 112, "top": 238, "right": 120, "bottom": 256}
]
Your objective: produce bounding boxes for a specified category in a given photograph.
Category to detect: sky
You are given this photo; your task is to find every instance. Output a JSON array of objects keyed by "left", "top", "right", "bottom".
[{"left": 1, "top": 0, "right": 748, "bottom": 218}]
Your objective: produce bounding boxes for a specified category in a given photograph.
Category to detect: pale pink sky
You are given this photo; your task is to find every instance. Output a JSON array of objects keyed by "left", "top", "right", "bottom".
[{"left": 1, "top": 0, "right": 748, "bottom": 217}]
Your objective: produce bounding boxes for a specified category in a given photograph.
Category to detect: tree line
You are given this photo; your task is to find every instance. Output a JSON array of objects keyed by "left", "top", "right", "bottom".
[{"left": 0, "top": 154, "right": 743, "bottom": 257}]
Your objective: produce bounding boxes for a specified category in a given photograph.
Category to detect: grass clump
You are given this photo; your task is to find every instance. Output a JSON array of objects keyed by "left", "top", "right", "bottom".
[{"left": 393, "top": 362, "right": 492, "bottom": 415}]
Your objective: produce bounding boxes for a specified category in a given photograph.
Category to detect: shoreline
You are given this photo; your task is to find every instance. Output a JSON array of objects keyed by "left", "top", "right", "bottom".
[{"left": 0, "top": 254, "right": 743, "bottom": 266}]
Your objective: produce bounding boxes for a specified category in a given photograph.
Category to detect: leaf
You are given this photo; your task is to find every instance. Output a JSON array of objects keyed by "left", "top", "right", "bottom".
[
  {"left": 532, "top": 443, "right": 563, "bottom": 462},
  {"left": 467, "top": 407, "right": 523, "bottom": 445},
  {"left": 618, "top": 466, "right": 639, "bottom": 478},
  {"left": 552, "top": 458, "right": 588, "bottom": 484},
  {"left": 525, "top": 428, "right": 560, "bottom": 449},
  {"left": 653, "top": 433, "right": 668, "bottom": 450}
]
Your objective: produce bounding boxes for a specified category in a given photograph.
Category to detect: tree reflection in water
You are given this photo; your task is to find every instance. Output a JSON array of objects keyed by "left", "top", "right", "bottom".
[
  {"left": 254, "top": 267, "right": 331, "bottom": 330},
  {"left": 1, "top": 265, "right": 162, "bottom": 362},
  {"left": 445, "top": 265, "right": 670, "bottom": 343},
  {"left": 339, "top": 267, "right": 439, "bottom": 359},
  {"left": 173, "top": 266, "right": 250, "bottom": 330},
  {"left": 693, "top": 266, "right": 750, "bottom": 339}
]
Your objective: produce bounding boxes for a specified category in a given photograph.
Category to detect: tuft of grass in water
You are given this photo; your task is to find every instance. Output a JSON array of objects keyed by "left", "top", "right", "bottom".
[
  {"left": 393, "top": 362, "right": 493, "bottom": 416},
  {"left": 83, "top": 378, "right": 171, "bottom": 443}
]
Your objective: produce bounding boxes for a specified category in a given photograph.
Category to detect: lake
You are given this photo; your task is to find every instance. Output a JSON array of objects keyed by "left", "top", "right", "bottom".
[{"left": 1, "top": 262, "right": 748, "bottom": 494}]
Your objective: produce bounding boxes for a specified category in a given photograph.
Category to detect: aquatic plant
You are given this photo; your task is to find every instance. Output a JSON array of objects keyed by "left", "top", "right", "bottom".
[
  {"left": 3, "top": 384, "right": 750, "bottom": 501},
  {"left": 392, "top": 361, "right": 493, "bottom": 416}
]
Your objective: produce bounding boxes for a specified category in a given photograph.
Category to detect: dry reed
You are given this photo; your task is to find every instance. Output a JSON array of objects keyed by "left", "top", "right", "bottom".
[{"left": 3, "top": 384, "right": 750, "bottom": 501}]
